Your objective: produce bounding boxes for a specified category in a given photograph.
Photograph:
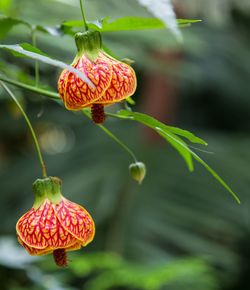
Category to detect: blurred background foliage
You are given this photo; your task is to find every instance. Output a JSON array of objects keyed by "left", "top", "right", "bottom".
[{"left": 0, "top": 0, "right": 250, "bottom": 289}]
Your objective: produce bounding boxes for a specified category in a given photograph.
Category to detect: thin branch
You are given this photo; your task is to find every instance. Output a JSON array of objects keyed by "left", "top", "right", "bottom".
[
  {"left": 82, "top": 110, "right": 137, "bottom": 162},
  {"left": 0, "top": 81, "right": 47, "bottom": 178},
  {"left": 31, "top": 27, "right": 40, "bottom": 87},
  {"left": 79, "top": 0, "right": 88, "bottom": 31},
  {"left": 0, "top": 76, "right": 60, "bottom": 100}
]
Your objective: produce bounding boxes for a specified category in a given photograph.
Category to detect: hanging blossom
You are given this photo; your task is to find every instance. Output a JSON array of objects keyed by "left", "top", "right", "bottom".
[
  {"left": 16, "top": 177, "right": 95, "bottom": 267},
  {"left": 58, "top": 31, "right": 137, "bottom": 124}
]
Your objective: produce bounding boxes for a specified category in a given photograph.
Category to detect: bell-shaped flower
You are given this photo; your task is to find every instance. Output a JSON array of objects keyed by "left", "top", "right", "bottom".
[
  {"left": 58, "top": 31, "right": 137, "bottom": 123},
  {"left": 16, "top": 177, "right": 95, "bottom": 266}
]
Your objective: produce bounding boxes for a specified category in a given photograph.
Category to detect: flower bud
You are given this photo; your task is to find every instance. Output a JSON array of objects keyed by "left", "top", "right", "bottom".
[{"left": 129, "top": 162, "right": 146, "bottom": 184}]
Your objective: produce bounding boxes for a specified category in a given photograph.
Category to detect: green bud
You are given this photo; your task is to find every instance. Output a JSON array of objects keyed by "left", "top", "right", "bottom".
[{"left": 129, "top": 162, "right": 146, "bottom": 184}]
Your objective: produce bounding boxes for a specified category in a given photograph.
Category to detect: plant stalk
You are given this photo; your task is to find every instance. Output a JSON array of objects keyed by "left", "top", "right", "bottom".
[
  {"left": 0, "top": 81, "right": 47, "bottom": 178},
  {"left": 31, "top": 27, "right": 40, "bottom": 87},
  {"left": 82, "top": 110, "right": 137, "bottom": 162},
  {"left": 79, "top": 0, "right": 88, "bottom": 31},
  {"left": 0, "top": 76, "right": 60, "bottom": 100}
]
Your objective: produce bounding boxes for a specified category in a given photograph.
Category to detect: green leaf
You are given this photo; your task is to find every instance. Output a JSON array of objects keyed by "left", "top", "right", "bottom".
[
  {"left": 61, "top": 17, "right": 201, "bottom": 34},
  {"left": 0, "top": 16, "right": 30, "bottom": 39},
  {"left": 158, "top": 128, "right": 240, "bottom": 204},
  {"left": 0, "top": 43, "right": 93, "bottom": 86},
  {"left": 118, "top": 110, "right": 207, "bottom": 145},
  {"left": 0, "top": 16, "right": 60, "bottom": 39},
  {"left": 115, "top": 110, "right": 240, "bottom": 203},
  {"left": 158, "top": 129, "right": 194, "bottom": 172},
  {"left": 8, "top": 43, "right": 49, "bottom": 58},
  {"left": 165, "top": 125, "right": 208, "bottom": 145},
  {"left": 178, "top": 19, "right": 202, "bottom": 25},
  {"left": 126, "top": 96, "right": 136, "bottom": 106},
  {"left": 117, "top": 110, "right": 199, "bottom": 171}
]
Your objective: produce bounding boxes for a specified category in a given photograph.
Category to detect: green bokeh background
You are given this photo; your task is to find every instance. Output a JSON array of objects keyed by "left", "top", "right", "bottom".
[{"left": 0, "top": 0, "right": 250, "bottom": 289}]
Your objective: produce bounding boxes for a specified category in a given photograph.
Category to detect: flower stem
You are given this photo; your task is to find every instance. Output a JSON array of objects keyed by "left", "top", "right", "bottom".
[
  {"left": 82, "top": 110, "right": 137, "bottom": 162},
  {"left": 79, "top": 0, "right": 88, "bottom": 31},
  {"left": 0, "top": 81, "right": 47, "bottom": 178},
  {"left": 0, "top": 76, "right": 60, "bottom": 100},
  {"left": 31, "top": 27, "right": 39, "bottom": 87},
  {"left": 0, "top": 76, "right": 136, "bottom": 163}
]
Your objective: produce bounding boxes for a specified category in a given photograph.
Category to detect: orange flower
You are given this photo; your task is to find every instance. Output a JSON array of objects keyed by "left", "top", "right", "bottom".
[
  {"left": 58, "top": 31, "right": 137, "bottom": 123},
  {"left": 16, "top": 177, "right": 95, "bottom": 267}
]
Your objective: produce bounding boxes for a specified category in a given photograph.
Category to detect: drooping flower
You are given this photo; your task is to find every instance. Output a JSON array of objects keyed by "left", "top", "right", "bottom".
[
  {"left": 16, "top": 177, "right": 95, "bottom": 267},
  {"left": 58, "top": 31, "right": 137, "bottom": 124}
]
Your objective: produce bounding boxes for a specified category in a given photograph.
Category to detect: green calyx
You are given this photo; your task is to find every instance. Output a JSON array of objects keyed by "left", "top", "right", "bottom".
[
  {"left": 74, "top": 31, "right": 102, "bottom": 62},
  {"left": 33, "top": 176, "right": 62, "bottom": 209}
]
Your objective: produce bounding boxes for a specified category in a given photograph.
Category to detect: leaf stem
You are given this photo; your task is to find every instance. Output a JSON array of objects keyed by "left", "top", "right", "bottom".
[
  {"left": 79, "top": 0, "right": 88, "bottom": 31},
  {"left": 82, "top": 110, "right": 137, "bottom": 162},
  {"left": 0, "top": 76, "right": 60, "bottom": 100},
  {"left": 31, "top": 27, "right": 39, "bottom": 87},
  {"left": 106, "top": 112, "right": 130, "bottom": 120},
  {"left": 0, "top": 81, "right": 47, "bottom": 178}
]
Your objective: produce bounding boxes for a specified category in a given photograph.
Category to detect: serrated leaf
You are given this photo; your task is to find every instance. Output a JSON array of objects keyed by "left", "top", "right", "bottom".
[
  {"left": 61, "top": 17, "right": 201, "bottom": 34},
  {"left": 118, "top": 110, "right": 207, "bottom": 145},
  {"left": 117, "top": 110, "right": 198, "bottom": 170},
  {"left": 115, "top": 110, "right": 240, "bottom": 203},
  {"left": 157, "top": 128, "right": 194, "bottom": 171},
  {"left": 0, "top": 44, "right": 93, "bottom": 86},
  {"left": 165, "top": 126, "right": 208, "bottom": 145},
  {"left": 158, "top": 128, "right": 240, "bottom": 204}
]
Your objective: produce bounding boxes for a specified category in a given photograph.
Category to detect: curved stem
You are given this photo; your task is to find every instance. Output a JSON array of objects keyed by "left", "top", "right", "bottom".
[
  {"left": 31, "top": 27, "right": 39, "bottom": 87},
  {"left": 0, "top": 81, "right": 47, "bottom": 178},
  {"left": 82, "top": 110, "right": 137, "bottom": 162},
  {"left": 0, "top": 76, "right": 60, "bottom": 100},
  {"left": 98, "top": 124, "right": 138, "bottom": 162},
  {"left": 79, "top": 0, "right": 88, "bottom": 31}
]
